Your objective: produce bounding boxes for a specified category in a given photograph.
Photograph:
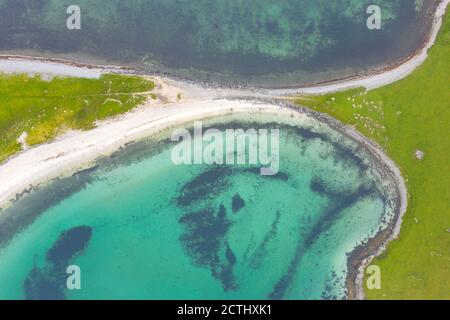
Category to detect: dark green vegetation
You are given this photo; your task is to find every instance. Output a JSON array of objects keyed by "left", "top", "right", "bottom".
[
  {"left": 296, "top": 9, "right": 450, "bottom": 299},
  {"left": 0, "top": 73, "right": 154, "bottom": 162}
]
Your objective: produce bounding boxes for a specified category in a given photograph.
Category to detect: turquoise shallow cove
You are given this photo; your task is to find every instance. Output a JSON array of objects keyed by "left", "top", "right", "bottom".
[
  {"left": 0, "top": 0, "right": 433, "bottom": 86},
  {"left": 0, "top": 113, "right": 397, "bottom": 299}
]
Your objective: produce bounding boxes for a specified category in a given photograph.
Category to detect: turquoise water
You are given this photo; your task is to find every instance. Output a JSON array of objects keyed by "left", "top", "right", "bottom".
[
  {"left": 0, "top": 0, "right": 433, "bottom": 86},
  {"left": 0, "top": 113, "right": 397, "bottom": 300}
]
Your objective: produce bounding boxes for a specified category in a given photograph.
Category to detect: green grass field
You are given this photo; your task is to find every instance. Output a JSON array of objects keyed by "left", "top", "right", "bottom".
[
  {"left": 296, "top": 10, "right": 450, "bottom": 299},
  {"left": 0, "top": 73, "right": 154, "bottom": 163}
]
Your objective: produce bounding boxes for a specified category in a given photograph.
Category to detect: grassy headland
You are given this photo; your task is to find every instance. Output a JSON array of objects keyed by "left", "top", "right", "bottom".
[
  {"left": 0, "top": 73, "right": 154, "bottom": 163},
  {"left": 295, "top": 10, "right": 450, "bottom": 299}
]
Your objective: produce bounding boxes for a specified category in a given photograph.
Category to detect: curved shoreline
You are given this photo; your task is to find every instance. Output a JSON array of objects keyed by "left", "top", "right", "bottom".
[
  {"left": 0, "top": 1, "right": 448, "bottom": 94},
  {"left": 0, "top": 100, "right": 289, "bottom": 210},
  {"left": 0, "top": 98, "right": 406, "bottom": 300},
  {"left": 310, "top": 109, "right": 408, "bottom": 300},
  {"left": 274, "top": 0, "right": 449, "bottom": 94}
]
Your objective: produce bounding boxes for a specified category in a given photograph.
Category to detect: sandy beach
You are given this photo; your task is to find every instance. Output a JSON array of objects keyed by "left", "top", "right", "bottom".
[
  {"left": 0, "top": 56, "right": 103, "bottom": 79},
  {"left": 0, "top": 99, "right": 290, "bottom": 210}
]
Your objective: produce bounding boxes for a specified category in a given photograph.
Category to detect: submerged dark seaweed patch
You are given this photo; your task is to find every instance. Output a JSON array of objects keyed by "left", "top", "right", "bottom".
[
  {"left": 310, "top": 175, "right": 353, "bottom": 199},
  {"left": 304, "top": 184, "right": 376, "bottom": 248},
  {"left": 23, "top": 266, "right": 65, "bottom": 300},
  {"left": 249, "top": 211, "right": 281, "bottom": 269},
  {"left": 177, "top": 167, "right": 232, "bottom": 206},
  {"left": 216, "top": 243, "right": 238, "bottom": 291},
  {"left": 173, "top": 120, "right": 388, "bottom": 298},
  {"left": 231, "top": 194, "right": 245, "bottom": 213},
  {"left": 23, "top": 225, "right": 93, "bottom": 300},
  {"left": 269, "top": 184, "right": 377, "bottom": 299},
  {"left": 178, "top": 205, "right": 237, "bottom": 291},
  {"left": 0, "top": 173, "right": 93, "bottom": 247},
  {"left": 46, "top": 226, "right": 92, "bottom": 265},
  {"left": 244, "top": 167, "right": 289, "bottom": 181},
  {"left": 290, "top": 125, "right": 368, "bottom": 173}
]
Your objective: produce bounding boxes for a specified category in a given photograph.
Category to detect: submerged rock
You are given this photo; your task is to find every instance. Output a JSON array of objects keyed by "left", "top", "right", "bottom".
[{"left": 231, "top": 194, "right": 245, "bottom": 213}]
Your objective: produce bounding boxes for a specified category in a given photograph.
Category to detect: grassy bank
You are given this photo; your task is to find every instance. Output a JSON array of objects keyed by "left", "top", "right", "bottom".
[
  {"left": 0, "top": 73, "right": 154, "bottom": 163},
  {"left": 296, "top": 10, "right": 450, "bottom": 299}
]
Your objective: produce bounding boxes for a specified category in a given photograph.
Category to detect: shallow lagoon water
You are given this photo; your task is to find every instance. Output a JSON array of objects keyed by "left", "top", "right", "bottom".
[
  {"left": 0, "top": 0, "right": 434, "bottom": 86},
  {"left": 0, "top": 113, "right": 397, "bottom": 300}
]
